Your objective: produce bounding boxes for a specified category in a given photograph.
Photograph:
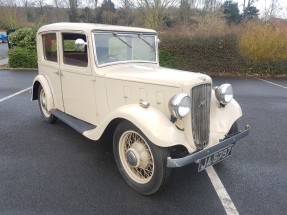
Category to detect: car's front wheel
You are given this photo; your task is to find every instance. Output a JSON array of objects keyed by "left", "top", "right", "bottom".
[
  {"left": 228, "top": 121, "right": 239, "bottom": 135},
  {"left": 113, "top": 121, "right": 170, "bottom": 195},
  {"left": 38, "top": 85, "right": 57, "bottom": 124}
]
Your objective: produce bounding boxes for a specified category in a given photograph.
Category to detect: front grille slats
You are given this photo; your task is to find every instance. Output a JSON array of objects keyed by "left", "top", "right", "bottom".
[{"left": 191, "top": 84, "right": 211, "bottom": 149}]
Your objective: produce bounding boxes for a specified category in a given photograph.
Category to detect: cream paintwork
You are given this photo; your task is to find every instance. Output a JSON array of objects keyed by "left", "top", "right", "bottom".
[
  {"left": 83, "top": 104, "right": 193, "bottom": 153},
  {"left": 34, "top": 23, "right": 243, "bottom": 153},
  {"left": 60, "top": 69, "right": 98, "bottom": 125},
  {"left": 101, "top": 64, "right": 210, "bottom": 87},
  {"left": 32, "top": 75, "right": 54, "bottom": 112},
  {"left": 36, "top": 32, "right": 64, "bottom": 111},
  {"left": 38, "top": 23, "right": 157, "bottom": 36},
  {"left": 209, "top": 94, "right": 242, "bottom": 147}
]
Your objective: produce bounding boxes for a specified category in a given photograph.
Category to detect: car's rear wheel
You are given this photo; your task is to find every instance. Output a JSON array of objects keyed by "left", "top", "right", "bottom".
[
  {"left": 38, "top": 85, "right": 57, "bottom": 124},
  {"left": 113, "top": 121, "right": 170, "bottom": 195}
]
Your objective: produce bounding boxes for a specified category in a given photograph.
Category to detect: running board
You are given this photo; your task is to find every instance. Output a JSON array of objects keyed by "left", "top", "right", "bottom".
[{"left": 50, "top": 109, "right": 96, "bottom": 134}]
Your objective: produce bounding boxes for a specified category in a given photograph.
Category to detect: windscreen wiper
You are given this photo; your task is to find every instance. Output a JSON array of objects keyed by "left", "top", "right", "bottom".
[
  {"left": 112, "top": 32, "right": 132, "bottom": 48},
  {"left": 138, "top": 33, "right": 155, "bottom": 51}
]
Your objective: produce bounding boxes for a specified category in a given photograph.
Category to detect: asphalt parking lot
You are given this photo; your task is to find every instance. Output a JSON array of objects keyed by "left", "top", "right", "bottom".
[
  {"left": 0, "top": 70, "right": 286, "bottom": 215},
  {"left": 0, "top": 43, "right": 8, "bottom": 58}
]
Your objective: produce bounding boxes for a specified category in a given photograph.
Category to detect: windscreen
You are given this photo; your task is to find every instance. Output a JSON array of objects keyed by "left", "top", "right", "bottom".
[{"left": 94, "top": 32, "right": 157, "bottom": 65}]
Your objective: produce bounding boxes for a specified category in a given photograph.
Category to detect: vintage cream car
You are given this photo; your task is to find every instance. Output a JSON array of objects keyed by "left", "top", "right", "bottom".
[{"left": 32, "top": 23, "right": 249, "bottom": 195}]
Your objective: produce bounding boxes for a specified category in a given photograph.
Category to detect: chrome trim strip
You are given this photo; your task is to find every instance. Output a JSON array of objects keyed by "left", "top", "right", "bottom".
[{"left": 166, "top": 125, "right": 250, "bottom": 168}]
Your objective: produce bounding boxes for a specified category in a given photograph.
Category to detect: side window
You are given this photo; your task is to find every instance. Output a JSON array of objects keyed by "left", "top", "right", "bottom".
[
  {"left": 42, "top": 33, "right": 57, "bottom": 62},
  {"left": 62, "top": 33, "right": 88, "bottom": 67}
]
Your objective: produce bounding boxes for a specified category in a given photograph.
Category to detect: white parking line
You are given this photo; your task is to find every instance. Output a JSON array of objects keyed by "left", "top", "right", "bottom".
[
  {"left": 206, "top": 166, "right": 239, "bottom": 215},
  {"left": 255, "top": 78, "right": 287, "bottom": 89},
  {"left": 0, "top": 87, "right": 31, "bottom": 103}
]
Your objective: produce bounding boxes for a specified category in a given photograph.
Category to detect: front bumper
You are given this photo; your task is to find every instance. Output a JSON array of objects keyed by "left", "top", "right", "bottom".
[{"left": 166, "top": 125, "right": 250, "bottom": 168}]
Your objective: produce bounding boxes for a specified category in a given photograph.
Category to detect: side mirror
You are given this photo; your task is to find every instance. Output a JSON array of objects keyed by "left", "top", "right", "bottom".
[{"left": 75, "top": 38, "right": 87, "bottom": 50}]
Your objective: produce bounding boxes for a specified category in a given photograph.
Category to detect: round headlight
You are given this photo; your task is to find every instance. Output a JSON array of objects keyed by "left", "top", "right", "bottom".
[
  {"left": 169, "top": 93, "right": 191, "bottom": 119},
  {"left": 215, "top": 83, "right": 233, "bottom": 105}
]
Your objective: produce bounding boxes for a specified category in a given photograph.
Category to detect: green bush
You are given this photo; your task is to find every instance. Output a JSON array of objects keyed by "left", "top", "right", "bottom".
[
  {"left": 8, "top": 27, "right": 37, "bottom": 68},
  {"left": 159, "top": 50, "right": 188, "bottom": 68},
  {"left": 239, "top": 22, "right": 287, "bottom": 62},
  {"left": 8, "top": 47, "right": 37, "bottom": 68},
  {"left": 8, "top": 28, "right": 36, "bottom": 49},
  {"left": 159, "top": 33, "right": 245, "bottom": 73},
  {"left": 246, "top": 61, "right": 287, "bottom": 75}
]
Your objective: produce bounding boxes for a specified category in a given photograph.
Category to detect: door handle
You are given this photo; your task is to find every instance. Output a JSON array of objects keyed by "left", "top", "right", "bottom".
[{"left": 53, "top": 71, "right": 63, "bottom": 76}]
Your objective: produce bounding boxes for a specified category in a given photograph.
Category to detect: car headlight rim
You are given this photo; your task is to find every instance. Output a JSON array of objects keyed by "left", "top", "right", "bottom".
[
  {"left": 215, "top": 83, "right": 233, "bottom": 105},
  {"left": 169, "top": 93, "right": 191, "bottom": 119}
]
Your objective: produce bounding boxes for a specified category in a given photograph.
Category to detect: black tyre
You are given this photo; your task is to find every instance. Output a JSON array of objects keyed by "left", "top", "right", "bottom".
[
  {"left": 228, "top": 121, "right": 239, "bottom": 135},
  {"left": 38, "top": 85, "right": 57, "bottom": 124},
  {"left": 113, "top": 121, "right": 170, "bottom": 195}
]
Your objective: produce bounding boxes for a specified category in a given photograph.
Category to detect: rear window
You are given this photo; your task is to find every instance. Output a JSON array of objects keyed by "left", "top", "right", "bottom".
[{"left": 42, "top": 33, "right": 57, "bottom": 62}]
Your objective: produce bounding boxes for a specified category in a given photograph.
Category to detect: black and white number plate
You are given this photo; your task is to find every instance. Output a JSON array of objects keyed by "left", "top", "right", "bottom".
[{"left": 198, "top": 145, "right": 233, "bottom": 172}]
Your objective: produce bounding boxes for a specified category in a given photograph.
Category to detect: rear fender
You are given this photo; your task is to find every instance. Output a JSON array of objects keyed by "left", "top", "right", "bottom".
[{"left": 31, "top": 75, "right": 54, "bottom": 111}]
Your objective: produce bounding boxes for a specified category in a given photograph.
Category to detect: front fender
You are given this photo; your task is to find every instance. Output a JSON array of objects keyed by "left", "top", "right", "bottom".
[
  {"left": 83, "top": 104, "right": 193, "bottom": 152},
  {"left": 209, "top": 90, "right": 242, "bottom": 146},
  {"left": 31, "top": 75, "right": 54, "bottom": 111}
]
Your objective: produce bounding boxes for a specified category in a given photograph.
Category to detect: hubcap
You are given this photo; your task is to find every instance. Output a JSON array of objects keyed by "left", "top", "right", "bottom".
[{"left": 126, "top": 148, "right": 139, "bottom": 167}]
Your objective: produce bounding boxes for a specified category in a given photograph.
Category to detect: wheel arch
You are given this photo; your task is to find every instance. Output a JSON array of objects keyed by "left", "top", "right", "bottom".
[
  {"left": 31, "top": 75, "right": 55, "bottom": 111},
  {"left": 83, "top": 104, "right": 193, "bottom": 153},
  {"left": 32, "top": 80, "right": 41, "bottom": 100}
]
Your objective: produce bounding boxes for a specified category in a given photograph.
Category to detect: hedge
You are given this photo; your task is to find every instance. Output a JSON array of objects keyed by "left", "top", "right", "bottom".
[
  {"left": 159, "top": 31, "right": 287, "bottom": 75},
  {"left": 8, "top": 47, "right": 37, "bottom": 68},
  {"left": 159, "top": 33, "right": 245, "bottom": 73},
  {"left": 8, "top": 28, "right": 36, "bottom": 49},
  {"left": 7, "top": 28, "right": 37, "bottom": 68}
]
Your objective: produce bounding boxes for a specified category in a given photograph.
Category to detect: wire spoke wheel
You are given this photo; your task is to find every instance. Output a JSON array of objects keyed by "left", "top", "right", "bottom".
[
  {"left": 37, "top": 85, "right": 57, "bottom": 124},
  {"left": 113, "top": 121, "right": 170, "bottom": 195},
  {"left": 39, "top": 88, "right": 51, "bottom": 118},
  {"left": 119, "top": 131, "right": 154, "bottom": 184}
]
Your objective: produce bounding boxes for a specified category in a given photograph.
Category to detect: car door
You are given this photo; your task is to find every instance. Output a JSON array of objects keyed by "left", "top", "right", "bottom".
[
  {"left": 39, "top": 32, "right": 64, "bottom": 111},
  {"left": 59, "top": 32, "right": 98, "bottom": 125}
]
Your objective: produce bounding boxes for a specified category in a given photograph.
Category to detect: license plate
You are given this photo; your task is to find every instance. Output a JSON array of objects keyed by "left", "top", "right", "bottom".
[{"left": 198, "top": 145, "right": 233, "bottom": 172}]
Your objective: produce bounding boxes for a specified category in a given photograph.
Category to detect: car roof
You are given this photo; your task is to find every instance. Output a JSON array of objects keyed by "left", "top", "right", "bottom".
[{"left": 38, "top": 22, "right": 157, "bottom": 34}]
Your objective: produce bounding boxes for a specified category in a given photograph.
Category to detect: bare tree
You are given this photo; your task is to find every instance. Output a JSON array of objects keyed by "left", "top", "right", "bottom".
[
  {"left": 180, "top": 0, "right": 191, "bottom": 25},
  {"left": 65, "top": 0, "right": 79, "bottom": 22},
  {"left": 54, "top": 0, "right": 61, "bottom": 22},
  {"left": 202, "top": 0, "right": 223, "bottom": 12},
  {"left": 120, "top": 0, "right": 134, "bottom": 8},
  {"left": 20, "top": 0, "right": 29, "bottom": 17},
  {"left": 118, "top": 0, "right": 135, "bottom": 25},
  {"left": 190, "top": 0, "right": 200, "bottom": 9},
  {"left": 35, "top": 0, "right": 45, "bottom": 16},
  {"left": 263, "top": 0, "right": 282, "bottom": 20},
  {"left": 137, "top": 0, "right": 178, "bottom": 30},
  {"left": 0, "top": 0, "right": 19, "bottom": 29}
]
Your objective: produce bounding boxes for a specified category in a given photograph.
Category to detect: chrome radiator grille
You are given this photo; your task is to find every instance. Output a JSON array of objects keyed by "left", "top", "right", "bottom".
[{"left": 191, "top": 84, "right": 211, "bottom": 149}]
